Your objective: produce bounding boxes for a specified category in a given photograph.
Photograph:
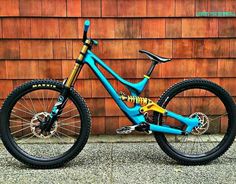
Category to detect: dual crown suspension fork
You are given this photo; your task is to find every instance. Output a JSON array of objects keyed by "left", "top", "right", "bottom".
[
  {"left": 65, "top": 39, "right": 91, "bottom": 87},
  {"left": 45, "top": 40, "right": 91, "bottom": 131}
]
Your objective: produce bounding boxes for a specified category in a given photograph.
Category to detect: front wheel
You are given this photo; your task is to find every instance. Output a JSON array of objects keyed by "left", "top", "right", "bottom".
[
  {"left": 0, "top": 80, "right": 91, "bottom": 168},
  {"left": 154, "top": 79, "right": 236, "bottom": 165}
]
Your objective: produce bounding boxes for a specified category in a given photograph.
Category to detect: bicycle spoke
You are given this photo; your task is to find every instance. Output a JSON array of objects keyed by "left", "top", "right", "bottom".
[
  {"left": 204, "top": 90, "right": 211, "bottom": 115},
  {"left": 14, "top": 132, "right": 33, "bottom": 141},
  {"left": 197, "top": 136, "right": 204, "bottom": 153},
  {"left": 47, "top": 92, "right": 57, "bottom": 112},
  {"left": 27, "top": 93, "right": 37, "bottom": 114},
  {"left": 36, "top": 92, "right": 45, "bottom": 112},
  {"left": 190, "top": 136, "right": 197, "bottom": 154},
  {"left": 21, "top": 96, "right": 37, "bottom": 114},
  {"left": 10, "top": 123, "right": 25, "bottom": 128},
  {"left": 41, "top": 90, "right": 46, "bottom": 112},
  {"left": 199, "top": 135, "right": 210, "bottom": 151},
  {"left": 60, "top": 108, "right": 78, "bottom": 116},
  {"left": 59, "top": 126, "right": 80, "bottom": 135},
  {"left": 57, "top": 114, "right": 80, "bottom": 124},
  {"left": 61, "top": 102, "right": 73, "bottom": 113},
  {"left": 13, "top": 107, "right": 35, "bottom": 116},
  {"left": 209, "top": 113, "right": 228, "bottom": 122},
  {"left": 17, "top": 134, "right": 35, "bottom": 144},
  {"left": 178, "top": 136, "right": 188, "bottom": 151},
  {"left": 183, "top": 135, "right": 189, "bottom": 151},
  {"left": 11, "top": 126, "right": 30, "bottom": 135},
  {"left": 10, "top": 119, "right": 30, "bottom": 125},
  {"left": 47, "top": 137, "right": 57, "bottom": 156},
  {"left": 17, "top": 101, "right": 35, "bottom": 115},
  {"left": 60, "top": 124, "right": 81, "bottom": 129},
  {"left": 44, "top": 89, "right": 49, "bottom": 108},
  {"left": 54, "top": 132, "right": 71, "bottom": 144},
  {"left": 57, "top": 131, "right": 76, "bottom": 140},
  {"left": 59, "top": 120, "right": 81, "bottom": 125},
  {"left": 11, "top": 113, "right": 31, "bottom": 123}
]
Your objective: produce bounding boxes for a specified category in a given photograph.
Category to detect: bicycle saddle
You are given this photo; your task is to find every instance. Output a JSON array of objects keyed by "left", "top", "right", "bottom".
[{"left": 139, "top": 50, "right": 171, "bottom": 63}]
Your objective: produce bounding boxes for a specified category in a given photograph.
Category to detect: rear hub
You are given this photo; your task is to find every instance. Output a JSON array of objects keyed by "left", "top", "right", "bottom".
[{"left": 189, "top": 112, "right": 209, "bottom": 135}]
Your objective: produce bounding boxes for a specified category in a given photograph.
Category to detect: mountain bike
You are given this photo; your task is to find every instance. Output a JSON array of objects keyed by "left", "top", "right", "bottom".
[{"left": 1, "top": 20, "right": 235, "bottom": 168}]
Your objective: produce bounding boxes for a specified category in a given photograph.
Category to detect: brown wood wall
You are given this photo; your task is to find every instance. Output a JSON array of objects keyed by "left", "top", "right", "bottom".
[{"left": 0, "top": 0, "right": 235, "bottom": 134}]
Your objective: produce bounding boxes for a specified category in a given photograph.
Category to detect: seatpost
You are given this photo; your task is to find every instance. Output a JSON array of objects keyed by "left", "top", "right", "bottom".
[{"left": 146, "top": 61, "right": 157, "bottom": 77}]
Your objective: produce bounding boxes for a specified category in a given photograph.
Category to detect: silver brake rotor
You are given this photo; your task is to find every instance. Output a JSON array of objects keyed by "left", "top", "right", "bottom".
[
  {"left": 30, "top": 112, "right": 58, "bottom": 138},
  {"left": 189, "top": 112, "right": 210, "bottom": 135}
]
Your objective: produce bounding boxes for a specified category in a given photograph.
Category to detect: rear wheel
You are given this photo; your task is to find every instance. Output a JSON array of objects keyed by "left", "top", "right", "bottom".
[
  {"left": 154, "top": 79, "right": 236, "bottom": 165},
  {"left": 0, "top": 80, "right": 91, "bottom": 168}
]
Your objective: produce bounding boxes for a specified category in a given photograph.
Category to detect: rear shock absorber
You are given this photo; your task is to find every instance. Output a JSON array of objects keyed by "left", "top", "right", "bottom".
[
  {"left": 120, "top": 92, "right": 166, "bottom": 114},
  {"left": 120, "top": 92, "right": 152, "bottom": 105}
]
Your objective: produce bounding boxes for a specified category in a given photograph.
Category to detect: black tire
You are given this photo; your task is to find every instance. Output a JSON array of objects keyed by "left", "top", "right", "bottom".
[
  {"left": 154, "top": 79, "right": 236, "bottom": 165},
  {"left": 0, "top": 79, "right": 91, "bottom": 168}
]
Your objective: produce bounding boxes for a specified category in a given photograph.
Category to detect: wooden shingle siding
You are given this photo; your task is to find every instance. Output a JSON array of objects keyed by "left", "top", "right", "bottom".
[
  {"left": 0, "top": 39, "right": 235, "bottom": 59},
  {"left": 0, "top": 0, "right": 235, "bottom": 134},
  {"left": 1, "top": 18, "right": 236, "bottom": 39},
  {"left": 0, "top": 0, "right": 19, "bottom": 16},
  {"left": 2, "top": 18, "right": 236, "bottom": 39},
  {"left": 1, "top": 0, "right": 235, "bottom": 18}
]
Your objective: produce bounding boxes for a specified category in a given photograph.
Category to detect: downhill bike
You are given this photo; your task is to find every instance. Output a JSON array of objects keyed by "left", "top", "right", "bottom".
[{"left": 0, "top": 20, "right": 235, "bottom": 168}]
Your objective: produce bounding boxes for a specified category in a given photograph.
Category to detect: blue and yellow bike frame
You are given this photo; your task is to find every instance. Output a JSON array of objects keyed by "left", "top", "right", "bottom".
[
  {"left": 52, "top": 20, "right": 200, "bottom": 136},
  {"left": 82, "top": 50, "right": 199, "bottom": 135}
]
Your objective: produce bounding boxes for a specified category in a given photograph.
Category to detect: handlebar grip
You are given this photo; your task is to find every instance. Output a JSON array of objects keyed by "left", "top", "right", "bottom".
[{"left": 84, "top": 20, "right": 90, "bottom": 32}]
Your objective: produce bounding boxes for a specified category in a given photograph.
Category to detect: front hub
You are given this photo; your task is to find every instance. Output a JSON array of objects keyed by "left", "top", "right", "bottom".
[
  {"left": 189, "top": 112, "right": 209, "bottom": 135},
  {"left": 30, "top": 112, "right": 58, "bottom": 138}
]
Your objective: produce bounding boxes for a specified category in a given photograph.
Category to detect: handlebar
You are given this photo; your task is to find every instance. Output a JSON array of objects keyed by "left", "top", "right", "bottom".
[
  {"left": 83, "top": 20, "right": 90, "bottom": 42},
  {"left": 84, "top": 20, "right": 90, "bottom": 32},
  {"left": 82, "top": 20, "right": 98, "bottom": 46}
]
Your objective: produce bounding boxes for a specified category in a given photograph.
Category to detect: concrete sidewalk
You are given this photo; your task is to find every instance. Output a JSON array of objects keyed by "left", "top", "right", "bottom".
[{"left": 0, "top": 135, "right": 236, "bottom": 184}]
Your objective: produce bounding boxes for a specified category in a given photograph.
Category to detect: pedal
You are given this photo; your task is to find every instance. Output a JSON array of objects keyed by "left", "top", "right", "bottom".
[
  {"left": 144, "top": 130, "right": 153, "bottom": 134},
  {"left": 116, "top": 125, "right": 138, "bottom": 134},
  {"left": 135, "top": 123, "right": 152, "bottom": 134}
]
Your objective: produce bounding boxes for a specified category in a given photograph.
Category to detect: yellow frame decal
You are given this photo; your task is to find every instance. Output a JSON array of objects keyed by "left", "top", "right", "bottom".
[{"left": 143, "top": 75, "right": 150, "bottom": 79}]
